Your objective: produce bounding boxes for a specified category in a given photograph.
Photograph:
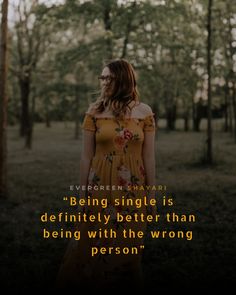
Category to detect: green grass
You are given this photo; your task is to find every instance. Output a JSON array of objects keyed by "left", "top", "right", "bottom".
[{"left": 1, "top": 121, "right": 236, "bottom": 290}]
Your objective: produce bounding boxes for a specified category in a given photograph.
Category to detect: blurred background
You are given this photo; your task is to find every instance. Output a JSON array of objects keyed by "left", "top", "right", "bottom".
[{"left": 0, "top": 0, "right": 236, "bottom": 290}]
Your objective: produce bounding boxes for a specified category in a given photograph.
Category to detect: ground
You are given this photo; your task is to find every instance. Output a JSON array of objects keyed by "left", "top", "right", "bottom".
[{"left": 1, "top": 119, "right": 236, "bottom": 290}]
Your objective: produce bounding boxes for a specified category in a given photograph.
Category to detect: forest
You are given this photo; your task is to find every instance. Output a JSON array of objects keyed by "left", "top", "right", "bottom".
[{"left": 0, "top": 0, "right": 236, "bottom": 290}]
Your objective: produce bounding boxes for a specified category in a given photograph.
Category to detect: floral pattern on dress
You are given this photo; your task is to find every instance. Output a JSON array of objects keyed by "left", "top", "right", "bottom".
[
  {"left": 117, "top": 164, "right": 132, "bottom": 187},
  {"left": 105, "top": 151, "right": 116, "bottom": 163},
  {"left": 88, "top": 168, "right": 100, "bottom": 185},
  {"left": 113, "top": 126, "right": 140, "bottom": 153}
]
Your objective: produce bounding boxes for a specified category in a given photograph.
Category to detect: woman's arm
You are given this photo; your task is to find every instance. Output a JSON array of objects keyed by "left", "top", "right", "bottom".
[
  {"left": 142, "top": 130, "right": 156, "bottom": 216},
  {"left": 142, "top": 131, "right": 156, "bottom": 187},
  {"left": 79, "top": 130, "right": 95, "bottom": 195}
]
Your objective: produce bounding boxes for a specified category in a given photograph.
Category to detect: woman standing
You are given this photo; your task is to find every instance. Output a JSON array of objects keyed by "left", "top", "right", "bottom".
[{"left": 57, "top": 59, "right": 156, "bottom": 289}]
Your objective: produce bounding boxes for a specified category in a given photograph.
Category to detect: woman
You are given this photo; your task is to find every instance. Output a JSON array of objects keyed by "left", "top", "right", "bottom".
[{"left": 57, "top": 59, "right": 156, "bottom": 289}]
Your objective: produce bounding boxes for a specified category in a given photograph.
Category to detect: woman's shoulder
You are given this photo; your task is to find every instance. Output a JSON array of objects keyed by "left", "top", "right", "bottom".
[{"left": 133, "top": 102, "right": 154, "bottom": 118}]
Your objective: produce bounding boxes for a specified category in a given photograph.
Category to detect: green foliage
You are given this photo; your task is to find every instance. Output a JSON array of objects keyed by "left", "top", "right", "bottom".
[{"left": 8, "top": 0, "right": 236, "bottom": 127}]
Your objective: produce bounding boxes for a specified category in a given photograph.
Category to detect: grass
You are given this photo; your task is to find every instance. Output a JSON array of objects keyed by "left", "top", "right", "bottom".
[{"left": 1, "top": 120, "right": 236, "bottom": 290}]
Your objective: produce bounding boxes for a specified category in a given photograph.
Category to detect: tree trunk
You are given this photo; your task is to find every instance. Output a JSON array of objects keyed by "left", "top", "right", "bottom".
[
  {"left": 26, "top": 87, "right": 36, "bottom": 149},
  {"left": 19, "top": 77, "right": 32, "bottom": 149},
  {"left": 184, "top": 112, "right": 189, "bottom": 132},
  {"left": 74, "top": 86, "right": 80, "bottom": 140},
  {"left": 225, "top": 1, "right": 235, "bottom": 139},
  {"left": 229, "top": 98, "right": 233, "bottom": 133},
  {"left": 232, "top": 82, "right": 236, "bottom": 143},
  {"left": 0, "top": 0, "right": 9, "bottom": 198},
  {"left": 224, "top": 80, "right": 229, "bottom": 132},
  {"left": 103, "top": 1, "right": 113, "bottom": 59},
  {"left": 45, "top": 111, "right": 51, "bottom": 128},
  {"left": 19, "top": 78, "right": 30, "bottom": 137},
  {"left": 206, "top": 0, "right": 213, "bottom": 164},
  {"left": 45, "top": 97, "right": 51, "bottom": 128},
  {"left": 166, "top": 104, "right": 176, "bottom": 131},
  {"left": 121, "top": 1, "right": 136, "bottom": 59},
  {"left": 193, "top": 100, "right": 204, "bottom": 132}
]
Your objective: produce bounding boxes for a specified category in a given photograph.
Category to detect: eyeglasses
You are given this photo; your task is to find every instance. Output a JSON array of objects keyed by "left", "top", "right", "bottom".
[{"left": 98, "top": 75, "right": 115, "bottom": 82}]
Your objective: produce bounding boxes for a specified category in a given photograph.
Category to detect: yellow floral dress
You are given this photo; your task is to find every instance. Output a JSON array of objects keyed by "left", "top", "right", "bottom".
[{"left": 56, "top": 113, "right": 155, "bottom": 289}]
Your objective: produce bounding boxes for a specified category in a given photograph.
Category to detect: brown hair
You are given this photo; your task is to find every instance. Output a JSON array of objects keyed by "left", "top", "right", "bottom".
[{"left": 94, "top": 59, "right": 139, "bottom": 118}]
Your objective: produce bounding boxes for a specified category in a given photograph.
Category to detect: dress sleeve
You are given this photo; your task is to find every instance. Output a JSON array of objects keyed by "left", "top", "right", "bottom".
[
  {"left": 82, "top": 113, "right": 96, "bottom": 132},
  {"left": 143, "top": 114, "right": 156, "bottom": 132}
]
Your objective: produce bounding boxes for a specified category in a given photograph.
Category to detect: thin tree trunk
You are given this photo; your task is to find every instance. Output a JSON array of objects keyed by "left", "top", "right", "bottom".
[
  {"left": 232, "top": 82, "right": 236, "bottom": 143},
  {"left": 20, "top": 79, "right": 30, "bottom": 137},
  {"left": 224, "top": 79, "right": 229, "bottom": 132},
  {"left": 226, "top": 1, "right": 235, "bottom": 139},
  {"left": 103, "top": 1, "right": 113, "bottom": 59},
  {"left": 0, "top": 0, "right": 9, "bottom": 198},
  {"left": 206, "top": 0, "right": 213, "bottom": 164},
  {"left": 19, "top": 78, "right": 32, "bottom": 148},
  {"left": 74, "top": 86, "right": 80, "bottom": 140},
  {"left": 45, "top": 97, "right": 51, "bottom": 128},
  {"left": 229, "top": 99, "right": 233, "bottom": 133},
  {"left": 184, "top": 112, "right": 189, "bottom": 132},
  {"left": 45, "top": 108, "right": 51, "bottom": 127},
  {"left": 27, "top": 86, "right": 36, "bottom": 149},
  {"left": 121, "top": 1, "right": 136, "bottom": 59},
  {"left": 166, "top": 104, "right": 176, "bottom": 131}
]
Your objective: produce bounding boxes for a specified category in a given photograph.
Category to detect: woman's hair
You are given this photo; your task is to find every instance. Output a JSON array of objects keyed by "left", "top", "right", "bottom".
[{"left": 93, "top": 59, "right": 139, "bottom": 118}]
